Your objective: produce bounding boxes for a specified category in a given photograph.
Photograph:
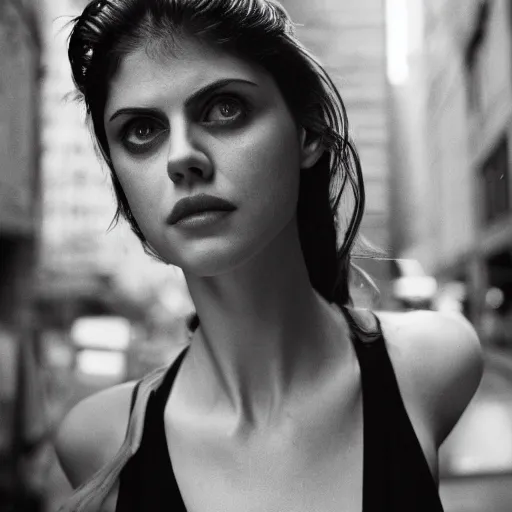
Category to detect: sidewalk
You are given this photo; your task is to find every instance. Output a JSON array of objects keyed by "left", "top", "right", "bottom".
[{"left": 484, "top": 347, "right": 512, "bottom": 382}]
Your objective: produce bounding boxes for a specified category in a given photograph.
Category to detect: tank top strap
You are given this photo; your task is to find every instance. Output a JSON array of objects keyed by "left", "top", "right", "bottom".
[
  {"left": 127, "top": 345, "right": 189, "bottom": 419},
  {"left": 340, "top": 307, "right": 387, "bottom": 506},
  {"left": 154, "top": 346, "right": 190, "bottom": 407},
  {"left": 341, "top": 307, "right": 444, "bottom": 510},
  {"left": 126, "top": 380, "right": 142, "bottom": 436},
  {"left": 339, "top": 306, "right": 382, "bottom": 347},
  {"left": 130, "top": 380, "right": 142, "bottom": 410},
  {"left": 116, "top": 346, "right": 190, "bottom": 512}
]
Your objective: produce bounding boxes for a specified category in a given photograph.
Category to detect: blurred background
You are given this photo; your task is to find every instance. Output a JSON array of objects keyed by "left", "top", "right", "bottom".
[{"left": 0, "top": 0, "right": 511, "bottom": 510}]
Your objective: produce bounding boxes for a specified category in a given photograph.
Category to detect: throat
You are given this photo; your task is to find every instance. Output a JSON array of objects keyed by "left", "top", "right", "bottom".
[
  {"left": 183, "top": 295, "right": 350, "bottom": 428},
  {"left": 165, "top": 337, "right": 364, "bottom": 512}
]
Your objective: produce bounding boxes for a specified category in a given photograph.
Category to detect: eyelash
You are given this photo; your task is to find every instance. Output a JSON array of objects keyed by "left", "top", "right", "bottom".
[
  {"left": 119, "top": 93, "right": 253, "bottom": 154},
  {"left": 202, "top": 93, "right": 252, "bottom": 125},
  {"left": 120, "top": 117, "right": 167, "bottom": 155}
]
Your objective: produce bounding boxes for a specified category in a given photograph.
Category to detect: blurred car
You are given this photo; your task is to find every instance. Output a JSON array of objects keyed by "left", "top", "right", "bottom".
[{"left": 70, "top": 316, "right": 132, "bottom": 391}]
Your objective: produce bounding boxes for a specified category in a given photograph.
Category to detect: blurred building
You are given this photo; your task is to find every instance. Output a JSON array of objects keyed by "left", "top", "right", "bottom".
[
  {"left": 389, "top": 0, "right": 512, "bottom": 339},
  {"left": 281, "top": 0, "right": 392, "bottom": 308},
  {"left": 40, "top": 0, "right": 138, "bottom": 327},
  {"left": 38, "top": 0, "right": 192, "bottom": 333},
  {"left": 0, "top": 0, "right": 44, "bottom": 506}
]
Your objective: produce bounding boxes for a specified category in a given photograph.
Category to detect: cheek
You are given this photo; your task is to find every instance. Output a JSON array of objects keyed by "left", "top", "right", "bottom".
[
  {"left": 113, "top": 159, "right": 168, "bottom": 235},
  {"left": 234, "top": 115, "right": 301, "bottom": 216}
]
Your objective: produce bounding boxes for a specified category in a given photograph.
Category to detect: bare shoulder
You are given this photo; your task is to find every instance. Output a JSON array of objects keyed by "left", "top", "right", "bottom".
[
  {"left": 54, "top": 379, "right": 138, "bottom": 489},
  {"left": 375, "top": 309, "right": 484, "bottom": 446}
]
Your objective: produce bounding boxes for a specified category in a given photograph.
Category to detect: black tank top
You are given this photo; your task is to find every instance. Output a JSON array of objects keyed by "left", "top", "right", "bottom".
[{"left": 116, "top": 313, "right": 445, "bottom": 511}]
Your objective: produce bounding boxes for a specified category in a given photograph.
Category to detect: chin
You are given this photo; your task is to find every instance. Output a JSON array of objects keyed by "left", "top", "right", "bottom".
[
  {"left": 155, "top": 238, "right": 261, "bottom": 278},
  {"left": 145, "top": 213, "right": 295, "bottom": 278}
]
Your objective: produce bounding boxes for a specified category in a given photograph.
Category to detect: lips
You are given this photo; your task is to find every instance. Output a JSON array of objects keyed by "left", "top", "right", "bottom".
[{"left": 167, "top": 193, "right": 237, "bottom": 225}]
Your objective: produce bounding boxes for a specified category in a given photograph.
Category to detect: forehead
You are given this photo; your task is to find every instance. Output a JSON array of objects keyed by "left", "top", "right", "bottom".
[{"left": 105, "top": 36, "right": 274, "bottom": 113}]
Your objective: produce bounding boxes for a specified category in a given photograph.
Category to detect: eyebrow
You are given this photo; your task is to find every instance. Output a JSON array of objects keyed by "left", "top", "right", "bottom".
[{"left": 108, "top": 78, "right": 258, "bottom": 122}]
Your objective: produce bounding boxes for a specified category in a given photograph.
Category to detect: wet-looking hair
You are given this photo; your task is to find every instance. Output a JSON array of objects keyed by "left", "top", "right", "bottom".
[{"left": 68, "top": 0, "right": 376, "bottom": 328}]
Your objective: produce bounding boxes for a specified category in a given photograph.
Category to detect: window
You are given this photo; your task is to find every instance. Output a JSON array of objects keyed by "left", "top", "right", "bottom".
[
  {"left": 73, "top": 168, "right": 89, "bottom": 186},
  {"left": 481, "top": 135, "right": 510, "bottom": 225}
]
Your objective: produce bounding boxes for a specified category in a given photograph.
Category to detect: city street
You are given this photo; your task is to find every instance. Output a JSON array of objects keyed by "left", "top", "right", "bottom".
[{"left": 2, "top": 1, "right": 512, "bottom": 510}]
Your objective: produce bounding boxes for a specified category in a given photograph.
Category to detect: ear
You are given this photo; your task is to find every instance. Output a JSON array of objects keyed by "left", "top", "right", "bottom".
[{"left": 299, "top": 129, "right": 324, "bottom": 169}]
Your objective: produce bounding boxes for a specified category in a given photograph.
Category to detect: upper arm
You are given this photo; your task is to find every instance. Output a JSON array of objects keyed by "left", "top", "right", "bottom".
[
  {"left": 382, "top": 310, "right": 483, "bottom": 448},
  {"left": 54, "top": 381, "right": 137, "bottom": 489}
]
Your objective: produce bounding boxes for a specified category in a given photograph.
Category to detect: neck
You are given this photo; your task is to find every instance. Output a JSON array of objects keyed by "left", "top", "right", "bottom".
[{"left": 183, "top": 221, "right": 350, "bottom": 428}]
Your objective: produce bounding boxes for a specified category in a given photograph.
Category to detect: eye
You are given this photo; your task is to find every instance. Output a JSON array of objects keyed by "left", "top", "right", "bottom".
[
  {"left": 121, "top": 118, "right": 166, "bottom": 153},
  {"left": 203, "top": 96, "right": 247, "bottom": 124}
]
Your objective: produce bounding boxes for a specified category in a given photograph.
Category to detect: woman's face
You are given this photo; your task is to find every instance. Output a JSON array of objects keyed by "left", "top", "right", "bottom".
[{"left": 104, "top": 36, "right": 316, "bottom": 276}]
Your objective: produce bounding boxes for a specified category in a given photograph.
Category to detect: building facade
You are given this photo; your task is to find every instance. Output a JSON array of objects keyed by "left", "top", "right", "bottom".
[
  {"left": 39, "top": 0, "right": 192, "bottom": 330},
  {"left": 0, "top": 0, "right": 43, "bottom": 506},
  {"left": 281, "top": 0, "right": 392, "bottom": 307},
  {"left": 390, "top": 0, "right": 512, "bottom": 340},
  {"left": 40, "top": 0, "right": 133, "bottom": 325}
]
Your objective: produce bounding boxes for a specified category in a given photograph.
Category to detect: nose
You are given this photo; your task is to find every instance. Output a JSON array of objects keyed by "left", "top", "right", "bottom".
[{"left": 167, "top": 121, "right": 213, "bottom": 185}]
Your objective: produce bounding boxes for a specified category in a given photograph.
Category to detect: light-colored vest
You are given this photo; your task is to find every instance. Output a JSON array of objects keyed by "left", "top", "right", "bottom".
[{"left": 58, "top": 362, "right": 173, "bottom": 512}]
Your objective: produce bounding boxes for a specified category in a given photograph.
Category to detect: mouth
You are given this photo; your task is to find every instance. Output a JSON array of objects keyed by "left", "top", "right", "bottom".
[{"left": 167, "top": 193, "right": 237, "bottom": 226}]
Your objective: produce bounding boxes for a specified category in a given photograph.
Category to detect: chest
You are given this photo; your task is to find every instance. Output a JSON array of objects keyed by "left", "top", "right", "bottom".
[
  {"left": 171, "top": 441, "right": 363, "bottom": 512},
  {"left": 165, "top": 382, "right": 364, "bottom": 512}
]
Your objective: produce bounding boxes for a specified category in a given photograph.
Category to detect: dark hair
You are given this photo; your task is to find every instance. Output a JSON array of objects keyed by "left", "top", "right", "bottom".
[{"left": 68, "top": 0, "right": 380, "bottom": 324}]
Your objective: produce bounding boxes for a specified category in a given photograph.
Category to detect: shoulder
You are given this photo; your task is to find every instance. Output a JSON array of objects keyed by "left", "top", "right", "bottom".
[
  {"left": 54, "top": 380, "right": 138, "bottom": 489},
  {"left": 375, "top": 309, "right": 484, "bottom": 447}
]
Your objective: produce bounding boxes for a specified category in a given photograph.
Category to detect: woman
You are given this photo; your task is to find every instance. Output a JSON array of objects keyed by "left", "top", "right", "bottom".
[{"left": 56, "top": 1, "right": 483, "bottom": 511}]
